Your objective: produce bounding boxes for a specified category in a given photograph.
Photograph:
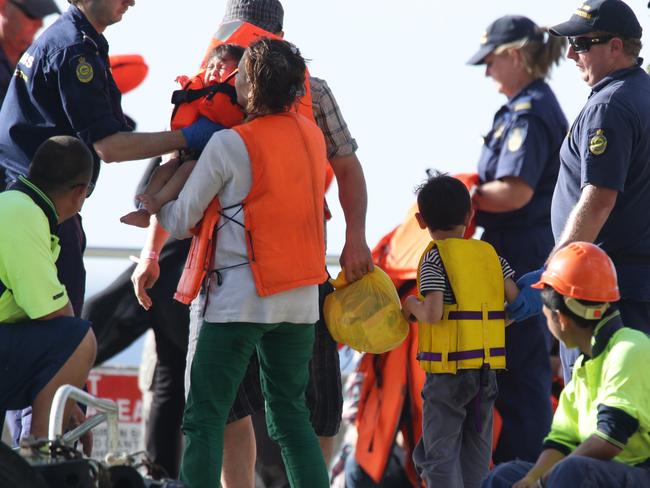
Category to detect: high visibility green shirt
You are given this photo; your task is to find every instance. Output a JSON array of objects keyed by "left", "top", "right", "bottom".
[
  {"left": 543, "top": 311, "right": 650, "bottom": 465},
  {"left": 0, "top": 176, "right": 67, "bottom": 323}
]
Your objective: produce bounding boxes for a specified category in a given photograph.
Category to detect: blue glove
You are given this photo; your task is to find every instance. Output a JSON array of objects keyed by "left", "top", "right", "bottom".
[
  {"left": 181, "top": 117, "right": 225, "bottom": 152},
  {"left": 505, "top": 268, "right": 544, "bottom": 322}
]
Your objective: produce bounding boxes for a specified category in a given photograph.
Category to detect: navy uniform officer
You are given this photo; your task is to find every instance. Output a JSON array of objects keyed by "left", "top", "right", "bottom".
[
  {"left": 468, "top": 15, "right": 568, "bottom": 463},
  {"left": 0, "top": 0, "right": 60, "bottom": 105},
  {"left": 548, "top": 0, "right": 650, "bottom": 383},
  {"left": 0, "top": 0, "right": 216, "bottom": 315}
]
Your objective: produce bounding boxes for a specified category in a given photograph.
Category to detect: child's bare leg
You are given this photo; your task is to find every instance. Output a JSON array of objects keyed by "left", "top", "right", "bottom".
[
  {"left": 144, "top": 157, "right": 182, "bottom": 196},
  {"left": 120, "top": 158, "right": 182, "bottom": 227},
  {"left": 139, "top": 160, "right": 197, "bottom": 214}
]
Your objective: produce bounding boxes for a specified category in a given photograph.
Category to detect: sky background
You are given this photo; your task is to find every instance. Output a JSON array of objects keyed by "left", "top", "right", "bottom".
[
  {"left": 38, "top": 1, "right": 650, "bottom": 363},
  {"left": 44, "top": 0, "right": 648, "bottom": 256}
]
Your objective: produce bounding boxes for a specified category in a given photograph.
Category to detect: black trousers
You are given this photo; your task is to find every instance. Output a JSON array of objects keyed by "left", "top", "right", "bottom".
[{"left": 83, "top": 239, "right": 190, "bottom": 479}]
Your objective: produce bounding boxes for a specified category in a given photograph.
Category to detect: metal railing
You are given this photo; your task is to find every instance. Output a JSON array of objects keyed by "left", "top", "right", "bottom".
[
  {"left": 85, "top": 246, "right": 341, "bottom": 266},
  {"left": 48, "top": 385, "right": 119, "bottom": 454}
]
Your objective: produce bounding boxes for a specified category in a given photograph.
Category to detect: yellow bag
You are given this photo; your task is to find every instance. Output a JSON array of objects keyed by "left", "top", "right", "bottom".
[{"left": 324, "top": 267, "right": 409, "bottom": 353}]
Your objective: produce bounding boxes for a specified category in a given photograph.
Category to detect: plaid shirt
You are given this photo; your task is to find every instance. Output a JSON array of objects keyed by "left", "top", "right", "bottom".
[{"left": 310, "top": 76, "right": 358, "bottom": 160}]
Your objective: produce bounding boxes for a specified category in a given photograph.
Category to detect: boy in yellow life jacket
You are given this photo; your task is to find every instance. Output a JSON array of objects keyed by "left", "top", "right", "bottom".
[
  {"left": 401, "top": 172, "right": 520, "bottom": 488},
  {"left": 120, "top": 44, "right": 244, "bottom": 228}
]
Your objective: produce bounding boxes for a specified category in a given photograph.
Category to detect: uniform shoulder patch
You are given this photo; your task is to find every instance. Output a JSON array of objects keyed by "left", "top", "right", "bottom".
[
  {"left": 507, "top": 126, "right": 527, "bottom": 152},
  {"left": 514, "top": 101, "right": 532, "bottom": 112},
  {"left": 76, "top": 56, "right": 94, "bottom": 83},
  {"left": 589, "top": 129, "right": 607, "bottom": 156}
]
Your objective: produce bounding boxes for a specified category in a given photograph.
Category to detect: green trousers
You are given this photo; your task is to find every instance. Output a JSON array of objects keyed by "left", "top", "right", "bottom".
[{"left": 179, "top": 321, "right": 329, "bottom": 488}]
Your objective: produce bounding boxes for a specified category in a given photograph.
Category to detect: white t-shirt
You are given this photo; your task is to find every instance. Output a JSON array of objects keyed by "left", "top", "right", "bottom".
[{"left": 159, "top": 129, "right": 319, "bottom": 324}]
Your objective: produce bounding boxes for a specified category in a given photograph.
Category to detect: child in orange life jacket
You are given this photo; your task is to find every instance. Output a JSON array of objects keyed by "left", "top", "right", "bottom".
[
  {"left": 120, "top": 44, "right": 245, "bottom": 227},
  {"left": 401, "top": 172, "right": 520, "bottom": 488}
]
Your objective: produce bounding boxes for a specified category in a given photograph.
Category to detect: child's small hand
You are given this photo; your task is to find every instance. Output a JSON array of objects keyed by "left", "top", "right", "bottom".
[{"left": 402, "top": 296, "right": 419, "bottom": 322}]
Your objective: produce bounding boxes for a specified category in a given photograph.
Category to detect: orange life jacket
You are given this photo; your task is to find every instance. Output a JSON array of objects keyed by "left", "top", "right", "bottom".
[
  {"left": 454, "top": 172, "right": 480, "bottom": 237},
  {"left": 355, "top": 286, "right": 425, "bottom": 487},
  {"left": 109, "top": 54, "right": 148, "bottom": 95},
  {"left": 175, "top": 20, "right": 332, "bottom": 303},
  {"left": 169, "top": 69, "right": 244, "bottom": 131},
  {"left": 174, "top": 112, "right": 327, "bottom": 303},
  {"left": 173, "top": 198, "right": 222, "bottom": 305},
  {"left": 202, "top": 20, "right": 315, "bottom": 123}
]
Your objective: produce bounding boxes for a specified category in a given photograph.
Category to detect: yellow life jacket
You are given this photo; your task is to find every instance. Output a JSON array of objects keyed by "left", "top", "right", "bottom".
[{"left": 416, "top": 238, "right": 506, "bottom": 374}]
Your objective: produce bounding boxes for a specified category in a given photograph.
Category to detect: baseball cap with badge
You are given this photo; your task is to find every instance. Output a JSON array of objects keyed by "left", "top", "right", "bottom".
[
  {"left": 222, "top": 0, "right": 284, "bottom": 34},
  {"left": 550, "top": 0, "right": 642, "bottom": 39},
  {"left": 467, "top": 15, "right": 544, "bottom": 65},
  {"left": 9, "top": 0, "right": 59, "bottom": 19}
]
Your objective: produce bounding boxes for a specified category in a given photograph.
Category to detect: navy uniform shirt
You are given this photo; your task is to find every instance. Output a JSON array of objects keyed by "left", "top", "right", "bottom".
[
  {"left": 0, "top": 44, "right": 12, "bottom": 106},
  {"left": 477, "top": 79, "right": 568, "bottom": 232},
  {"left": 0, "top": 5, "right": 132, "bottom": 185},
  {"left": 552, "top": 63, "right": 650, "bottom": 300}
]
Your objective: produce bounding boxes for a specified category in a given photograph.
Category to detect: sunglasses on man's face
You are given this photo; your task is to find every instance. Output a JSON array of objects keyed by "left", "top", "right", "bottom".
[{"left": 568, "top": 36, "right": 615, "bottom": 54}]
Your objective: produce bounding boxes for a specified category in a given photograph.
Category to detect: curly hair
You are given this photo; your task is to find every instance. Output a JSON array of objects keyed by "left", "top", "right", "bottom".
[{"left": 243, "top": 38, "right": 306, "bottom": 115}]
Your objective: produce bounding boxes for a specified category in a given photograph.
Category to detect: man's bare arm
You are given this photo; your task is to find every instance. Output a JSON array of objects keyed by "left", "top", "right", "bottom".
[
  {"left": 553, "top": 184, "right": 617, "bottom": 254},
  {"left": 329, "top": 153, "right": 373, "bottom": 282},
  {"left": 37, "top": 301, "right": 74, "bottom": 320},
  {"left": 94, "top": 131, "right": 186, "bottom": 163}
]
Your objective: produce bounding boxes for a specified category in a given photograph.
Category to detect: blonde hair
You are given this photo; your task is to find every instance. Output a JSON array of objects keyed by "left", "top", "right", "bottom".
[{"left": 496, "top": 27, "right": 566, "bottom": 79}]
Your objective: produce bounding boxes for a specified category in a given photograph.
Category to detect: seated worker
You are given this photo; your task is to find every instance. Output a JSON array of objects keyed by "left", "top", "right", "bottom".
[
  {"left": 0, "top": 136, "right": 97, "bottom": 445},
  {"left": 401, "top": 172, "right": 519, "bottom": 488},
  {"left": 158, "top": 38, "right": 330, "bottom": 487},
  {"left": 482, "top": 242, "right": 650, "bottom": 488},
  {"left": 121, "top": 44, "right": 245, "bottom": 228}
]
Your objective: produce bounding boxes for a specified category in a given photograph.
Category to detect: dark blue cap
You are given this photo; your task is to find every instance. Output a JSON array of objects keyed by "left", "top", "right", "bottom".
[
  {"left": 550, "top": 0, "right": 641, "bottom": 39},
  {"left": 467, "top": 15, "right": 541, "bottom": 65},
  {"left": 13, "top": 0, "right": 59, "bottom": 19}
]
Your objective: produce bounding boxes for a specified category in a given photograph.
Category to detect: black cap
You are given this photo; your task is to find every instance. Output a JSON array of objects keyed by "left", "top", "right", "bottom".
[
  {"left": 550, "top": 0, "right": 641, "bottom": 39},
  {"left": 467, "top": 15, "right": 541, "bottom": 65},
  {"left": 222, "top": 0, "right": 284, "bottom": 33},
  {"left": 12, "top": 0, "right": 60, "bottom": 19}
]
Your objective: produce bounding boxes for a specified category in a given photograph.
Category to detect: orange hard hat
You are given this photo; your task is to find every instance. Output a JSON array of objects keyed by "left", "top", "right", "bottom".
[{"left": 532, "top": 242, "right": 620, "bottom": 302}]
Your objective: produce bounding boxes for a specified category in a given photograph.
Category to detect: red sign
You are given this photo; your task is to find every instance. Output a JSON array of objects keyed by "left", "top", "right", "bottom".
[
  {"left": 87, "top": 367, "right": 143, "bottom": 424},
  {"left": 85, "top": 366, "right": 144, "bottom": 458}
]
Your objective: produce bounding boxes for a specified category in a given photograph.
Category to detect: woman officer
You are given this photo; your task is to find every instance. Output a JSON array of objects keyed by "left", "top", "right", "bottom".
[{"left": 467, "top": 15, "right": 567, "bottom": 464}]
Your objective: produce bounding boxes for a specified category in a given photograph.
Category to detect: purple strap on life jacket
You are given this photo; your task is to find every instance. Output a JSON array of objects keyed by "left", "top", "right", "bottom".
[
  {"left": 447, "top": 311, "right": 506, "bottom": 320},
  {"left": 416, "top": 347, "right": 506, "bottom": 362}
]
